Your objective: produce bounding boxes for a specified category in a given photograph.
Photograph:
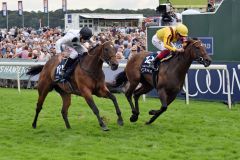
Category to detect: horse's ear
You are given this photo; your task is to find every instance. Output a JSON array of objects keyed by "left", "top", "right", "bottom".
[
  {"left": 184, "top": 38, "right": 193, "bottom": 48},
  {"left": 99, "top": 36, "right": 106, "bottom": 43},
  {"left": 192, "top": 37, "right": 199, "bottom": 41}
]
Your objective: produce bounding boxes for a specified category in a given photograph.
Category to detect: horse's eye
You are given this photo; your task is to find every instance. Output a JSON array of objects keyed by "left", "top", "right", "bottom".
[{"left": 104, "top": 48, "right": 108, "bottom": 52}]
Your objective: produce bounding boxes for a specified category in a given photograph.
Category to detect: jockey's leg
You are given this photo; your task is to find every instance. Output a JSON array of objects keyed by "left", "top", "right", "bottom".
[
  {"left": 61, "top": 49, "right": 78, "bottom": 80},
  {"left": 151, "top": 50, "right": 170, "bottom": 70},
  {"left": 151, "top": 36, "right": 170, "bottom": 70}
]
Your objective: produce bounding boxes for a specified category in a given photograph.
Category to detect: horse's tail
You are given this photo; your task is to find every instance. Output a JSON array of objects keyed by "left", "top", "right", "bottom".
[
  {"left": 26, "top": 65, "right": 44, "bottom": 76},
  {"left": 106, "top": 71, "right": 128, "bottom": 90}
]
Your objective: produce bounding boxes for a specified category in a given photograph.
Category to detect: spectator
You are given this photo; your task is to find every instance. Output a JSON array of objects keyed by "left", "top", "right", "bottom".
[
  {"left": 115, "top": 47, "right": 124, "bottom": 61},
  {"left": 123, "top": 43, "right": 131, "bottom": 59},
  {"left": 17, "top": 45, "right": 29, "bottom": 59},
  {"left": 38, "top": 47, "right": 51, "bottom": 61},
  {"left": 128, "top": 45, "right": 138, "bottom": 60}
]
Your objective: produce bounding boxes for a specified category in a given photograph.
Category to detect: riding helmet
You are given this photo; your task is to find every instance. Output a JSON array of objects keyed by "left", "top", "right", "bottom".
[
  {"left": 80, "top": 26, "right": 93, "bottom": 40},
  {"left": 176, "top": 24, "right": 188, "bottom": 37}
]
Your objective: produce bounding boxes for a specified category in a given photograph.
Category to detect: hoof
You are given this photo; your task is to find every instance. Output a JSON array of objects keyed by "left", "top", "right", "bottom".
[
  {"left": 117, "top": 118, "right": 124, "bottom": 126},
  {"left": 149, "top": 110, "right": 157, "bottom": 115},
  {"left": 102, "top": 126, "right": 110, "bottom": 131},
  {"left": 130, "top": 114, "right": 138, "bottom": 122},
  {"left": 145, "top": 121, "right": 151, "bottom": 125},
  {"left": 32, "top": 123, "right": 36, "bottom": 129},
  {"left": 66, "top": 126, "right": 71, "bottom": 129}
]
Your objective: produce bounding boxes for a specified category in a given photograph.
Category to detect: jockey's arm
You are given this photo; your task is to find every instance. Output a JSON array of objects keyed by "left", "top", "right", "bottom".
[
  {"left": 163, "top": 36, "right": 184, "bottom": 53},
  {"left": 163, "top": 34, "right": 177, "bottom": 52},
  {"left": 55, "top": 34, "right": 75, "bottom": 54}
]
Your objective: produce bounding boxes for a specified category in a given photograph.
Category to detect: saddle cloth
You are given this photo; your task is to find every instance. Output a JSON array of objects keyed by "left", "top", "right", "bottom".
[
  {"left": 140, "top": 52, "right": 158, "bottom": 74},
  {"left": 140, "top": 52, "right": 173, "bottom": 74},
  {"left": 54, "top": 59, "right": 67, "bottom": 82}
]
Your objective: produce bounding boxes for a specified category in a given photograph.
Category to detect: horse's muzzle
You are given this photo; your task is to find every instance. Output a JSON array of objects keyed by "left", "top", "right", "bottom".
[
  {"left": 203, "top": 59, "right": 211, "bottom": 67},
  {"left": 111, "top": 63, "right": 119, "bottom": 71},
  {"left": 197, "top": 57, "right": 211, "bottom": 67}
]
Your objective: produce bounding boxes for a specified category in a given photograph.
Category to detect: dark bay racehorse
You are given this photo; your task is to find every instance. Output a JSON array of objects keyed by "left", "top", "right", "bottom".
[
  {"left": 27, "top": 40, "right": 123, "bottom": 131},
  {"left": 108, "top": 39, "right": 212, "bottom": 124}
]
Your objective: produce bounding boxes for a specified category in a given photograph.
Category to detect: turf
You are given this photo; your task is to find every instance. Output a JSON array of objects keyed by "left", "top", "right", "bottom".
[{"left": 0, "top": 88, "right": 240, "bottom": 160}]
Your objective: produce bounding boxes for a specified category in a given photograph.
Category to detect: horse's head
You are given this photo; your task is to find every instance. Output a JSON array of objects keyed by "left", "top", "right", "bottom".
[
  {"left": 184, "top": 39, "right": 212, "bottom": 67},
  {"left": 99, "top": 40, "right": 119, "bottom": 71}
]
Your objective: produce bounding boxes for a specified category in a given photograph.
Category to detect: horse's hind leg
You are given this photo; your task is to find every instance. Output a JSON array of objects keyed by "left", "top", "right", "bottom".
[
  {"left": 32, "top": 82, "right": 52, "bottom": 128},
  {"left": 125, "top": 81, "right": 139, "bottom": 122},
  {"left": 59, "top": 92, "right": 71, "bottom": 129},
  {"left": 132, "top": 83, "right": 153, "bottom": 122}
]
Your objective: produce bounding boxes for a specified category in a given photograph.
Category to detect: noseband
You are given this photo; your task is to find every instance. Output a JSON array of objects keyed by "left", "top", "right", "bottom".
[{"left": 99, "top": 41, "right": 116, "bottom": 64}]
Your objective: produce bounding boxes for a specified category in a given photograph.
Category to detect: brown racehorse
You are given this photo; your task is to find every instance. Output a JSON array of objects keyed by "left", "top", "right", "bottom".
[
  {"left": 27, "top": 40, "right": 123, "bottom": 131},
  {"left": 108, "top": 39, "right": 212, "bottom": 124}
]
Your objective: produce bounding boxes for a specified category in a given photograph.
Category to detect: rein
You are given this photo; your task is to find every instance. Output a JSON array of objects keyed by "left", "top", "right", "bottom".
[{"left": 79, "top": 41, "right": 112, "bottom": 79}]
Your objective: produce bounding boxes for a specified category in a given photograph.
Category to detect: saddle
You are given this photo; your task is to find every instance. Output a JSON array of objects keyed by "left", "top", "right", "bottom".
[
  {"left": 141, "top": 52, "right": 173, "bottom": 74},
  {"left": 54, "top": 55, "right": 82, "bottom": 83},
  {"left": 140, "top": 52, "right": 174, "bottom": 88}
]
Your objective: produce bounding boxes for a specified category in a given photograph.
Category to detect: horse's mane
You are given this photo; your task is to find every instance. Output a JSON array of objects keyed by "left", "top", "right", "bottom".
[
  {"left": 89, "top": 43, "right": 100, "bottom": 52},
  {"left": 184, "top": 38, "right": 198, "bottom": 49}
]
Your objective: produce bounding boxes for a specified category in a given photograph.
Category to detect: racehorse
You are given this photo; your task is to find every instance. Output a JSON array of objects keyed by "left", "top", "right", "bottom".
[
  {"left": 26, "top": 40, "right": 123, "bottom": 131},
  {"left": 107, "top": 39, "right": 212, "bottom": 124}
]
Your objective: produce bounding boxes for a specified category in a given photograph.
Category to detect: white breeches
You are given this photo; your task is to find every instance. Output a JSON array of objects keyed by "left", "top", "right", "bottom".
[
  {"left": 64, "top": 46, "right": 79, "bottom": 59},
  {"left": 152, "top": 34, "right": 166, "bottom": 51},
  {"left": 63, "top": 45, "right": 88, "bottom": 59}
]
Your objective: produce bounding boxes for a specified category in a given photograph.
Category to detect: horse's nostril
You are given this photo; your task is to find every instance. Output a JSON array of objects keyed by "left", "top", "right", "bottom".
[{"left": 111, "top": 63, "right": 118, "bottom": 71}]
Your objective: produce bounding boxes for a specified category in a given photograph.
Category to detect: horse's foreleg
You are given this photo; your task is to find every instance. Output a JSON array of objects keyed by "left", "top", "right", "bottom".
[
  {"left": 32, "top": 84, "right": 52, "bottom": 128},
  {"left": 146, "top": 89, "right": 168, "bottom": 125},
  {"left": 133, "top": 84, "right": 153, "bottom": 122},
  {"left": 82, "top": 89, "right": 109, "bottom": 131},
  {"left": 103, "top": 89, "right": 123, "bottom": 126},
  {"left": 59, "top": 93, "right": 71, "bottom": 129}
]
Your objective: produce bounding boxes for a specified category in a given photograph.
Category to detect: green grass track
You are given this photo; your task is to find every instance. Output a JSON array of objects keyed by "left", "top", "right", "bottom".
[{"left": 0, "top": 88, "right": 240, "bottom": 160}]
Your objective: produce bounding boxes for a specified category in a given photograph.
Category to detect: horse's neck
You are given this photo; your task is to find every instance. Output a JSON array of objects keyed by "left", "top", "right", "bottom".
[
  {"left": 81, "top": 51, "right": 103, "bottom": 73},
  {"left": 169, "top": 54, "right": 193, "bottom": 81}
]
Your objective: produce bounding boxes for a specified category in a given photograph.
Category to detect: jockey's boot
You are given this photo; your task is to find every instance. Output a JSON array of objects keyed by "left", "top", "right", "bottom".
[{"left": 61, "top": 57, "right": 75, "bottom": 81}]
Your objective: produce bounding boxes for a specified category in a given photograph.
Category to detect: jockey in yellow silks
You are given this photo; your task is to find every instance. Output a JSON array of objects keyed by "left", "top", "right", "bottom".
[{"left": 151, "top": 23, "right": 188, "bottom": 70}]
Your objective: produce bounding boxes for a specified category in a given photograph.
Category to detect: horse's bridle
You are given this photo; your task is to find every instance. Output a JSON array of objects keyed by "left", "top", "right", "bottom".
[
  {"left": 98, "top": 41, "right": 116, "bottom": 65},
  {"left": 190, "top": 40, "right": 205, "bottom": 63}
]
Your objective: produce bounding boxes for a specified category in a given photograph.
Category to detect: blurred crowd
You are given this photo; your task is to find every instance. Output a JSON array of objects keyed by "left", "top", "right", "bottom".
[
  {"left": 0, "top": 26, "right": 147, "bottom": 88},
  {"left": 0, "top": 26, "right": 147, "bottom": 61}
]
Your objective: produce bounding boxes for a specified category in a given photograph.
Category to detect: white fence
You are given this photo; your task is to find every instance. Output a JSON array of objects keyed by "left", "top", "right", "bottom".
[
  {"left": 184, "top": 64, "right": 231, "bottom": 109},
  {"left": 0, "top": 62, "right": 232, "bottom": 109}
]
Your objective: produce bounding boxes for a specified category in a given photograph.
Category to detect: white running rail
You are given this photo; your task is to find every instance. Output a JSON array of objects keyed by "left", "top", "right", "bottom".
[
  {"left": 185, "top": 64, "right": 231, "bottom": 109},
  {"left": 0, "top": 62, "right": 232, "bottom": 108}
]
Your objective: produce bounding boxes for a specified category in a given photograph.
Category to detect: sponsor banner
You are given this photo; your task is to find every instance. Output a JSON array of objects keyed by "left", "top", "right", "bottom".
[
  {"left": 0, "top": 59, "right": 37, "bottom": 80},
  {"left": 62, "top": 0, "right": 67, "bottom": 12},
  {"left": 67, "top": 14, "right": 72, "bottom": 23},
  {"left": 198, "top": 37, "right": 214, "bottom": 55},
  {"left": 18, "top": 1, "right": 23, "bottom": 16},
  {"left": 43, "top": 0, "right": 48, "bottom": 13},
  {"left": 2, "top": 2, "right": 7, "bottom": 17},
  {"left": 0, "top": 65, "right": 29, "bottom": 80},
  {"left": 175, "top": 37, "right": 214, "bottom": 55},
  {"left": 147, "top": 62, "right": 240, "bottom": 102},
  {"left": 183, "top": 62, "right": 240, "bottom": 102}
]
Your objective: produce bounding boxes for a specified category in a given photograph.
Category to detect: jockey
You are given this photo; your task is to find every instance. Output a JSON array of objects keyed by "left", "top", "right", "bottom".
[
  {"left": 55, "top": 26, "right": 93, "bottom": 80},
  {"left": 151, "top": 23, "right": 188, "bottom": 70}
]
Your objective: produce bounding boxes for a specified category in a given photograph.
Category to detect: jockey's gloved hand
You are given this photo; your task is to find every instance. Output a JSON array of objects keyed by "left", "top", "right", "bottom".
[{"left": 176, "top": 48, "right": 184, "bottom": 53}]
